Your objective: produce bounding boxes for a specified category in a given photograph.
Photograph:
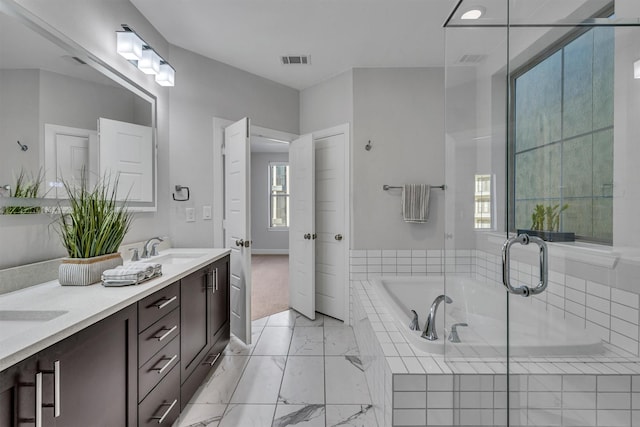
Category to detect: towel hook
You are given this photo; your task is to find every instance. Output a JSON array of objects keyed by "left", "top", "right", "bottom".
[
  {"left": 16, "top": 140, "right": 28, "bottom": 151},
  {"left": 365, "top": 140, "right": 372, "bottom": 151}
]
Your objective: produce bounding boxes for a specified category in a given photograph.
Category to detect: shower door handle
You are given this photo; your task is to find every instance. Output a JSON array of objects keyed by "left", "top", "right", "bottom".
[{"left": 502, "top": 233, "right": 548, "bottom": 297}]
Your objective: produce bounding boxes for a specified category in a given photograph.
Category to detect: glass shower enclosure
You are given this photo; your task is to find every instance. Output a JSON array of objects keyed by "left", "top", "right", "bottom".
[{"left": 443, "top": 1, "right": 640, "bottom": 425}]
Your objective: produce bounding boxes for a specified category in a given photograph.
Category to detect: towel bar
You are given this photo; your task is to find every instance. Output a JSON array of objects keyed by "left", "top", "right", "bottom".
[{"left": 382, "top": 184, "right": 446, "bottom": 191}]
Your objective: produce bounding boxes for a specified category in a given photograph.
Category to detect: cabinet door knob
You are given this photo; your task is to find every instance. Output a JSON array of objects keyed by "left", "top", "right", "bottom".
[{"left": 335, "top": 234, "right": 343, "bottom": 241}]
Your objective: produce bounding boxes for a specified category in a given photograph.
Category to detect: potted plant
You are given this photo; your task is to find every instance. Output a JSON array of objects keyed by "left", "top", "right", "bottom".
[
  {"left": 56, "top": 174, "right": 133, "bottom": 286},
  {"left": 518, "top": 203, "right": 574, "bottom": 242}
]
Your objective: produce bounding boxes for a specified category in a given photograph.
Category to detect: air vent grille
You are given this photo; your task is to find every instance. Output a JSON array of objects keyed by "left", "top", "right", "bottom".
[
  {"left": 281, "top": 55, "right": 310, "bottom": 65},
  {"left": 457, "top": 54, "right": 487, "bottom": 64}
]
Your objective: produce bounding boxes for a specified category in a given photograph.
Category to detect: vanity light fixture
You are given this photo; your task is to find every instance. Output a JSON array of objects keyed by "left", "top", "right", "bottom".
[
  {"left": 116, "top": 25, "right": 175, "bottom": 87},
  {"left": 461, "top": 7, "right": 485, "bottom": 20},
  {"left": 635, "top": 59, "right": 640, "bottom": 79}
]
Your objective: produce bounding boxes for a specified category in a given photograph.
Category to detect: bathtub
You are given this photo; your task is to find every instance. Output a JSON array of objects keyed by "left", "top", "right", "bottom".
[{"left": 370, "top": 276, "right": 604, "bottom": 357}]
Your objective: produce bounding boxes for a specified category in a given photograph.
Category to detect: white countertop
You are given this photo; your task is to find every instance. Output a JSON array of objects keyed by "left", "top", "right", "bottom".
[{"left": 0, "top": 248, "right": 231, "bottom": 371}]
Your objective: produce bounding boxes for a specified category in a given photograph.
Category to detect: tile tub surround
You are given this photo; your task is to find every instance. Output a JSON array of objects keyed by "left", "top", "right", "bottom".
[
  {"left": 351, "top": 279, "right": 640, "bottom": 427},
  {"left": 352, "top": 245, "right": 640, "bottom": 358},
  {"left": 174, "top": 309, "right": 378, "bottom": 427}
]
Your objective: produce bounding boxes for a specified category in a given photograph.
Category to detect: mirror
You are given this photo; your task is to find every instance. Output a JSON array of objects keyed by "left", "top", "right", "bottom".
[{"left": 0, "top": 2, "right": 157, "bottom": 213}]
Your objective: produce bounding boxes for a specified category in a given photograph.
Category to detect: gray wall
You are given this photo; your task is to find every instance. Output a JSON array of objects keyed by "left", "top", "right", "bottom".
[
  {"left": 0, "top": 70, "right": 40, "bottom": 188},
  {"left": 352, "top": 68, "right": 445, "bottom": 249},
  {"left": 300, "top": 70, "right": 353, "bottom": 134},
  {"left": 167, "top": 45, "right": 299, "bottom": 248},
  {"left": 251, "top": 152, "right": 289, "bottom": 253}
]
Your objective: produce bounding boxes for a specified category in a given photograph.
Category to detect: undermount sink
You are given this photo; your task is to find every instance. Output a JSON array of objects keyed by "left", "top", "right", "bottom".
[
  {"left": 149, "top": 253, "right": 206, "bottom": 265},
  {"left": 0, "top": 310, "right": 68, "bottom": 322}
]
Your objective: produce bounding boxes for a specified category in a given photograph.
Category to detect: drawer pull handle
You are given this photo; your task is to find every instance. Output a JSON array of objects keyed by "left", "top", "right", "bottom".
[
  {"left": 153, "top": 296, "right": 177, "bottom": 310},
  {"left": 152, "top": 354, "right": 178, "bottom": 375},
  {"left": 34, "top": 360, "right": 61, "bottom": 427},
  {"left": 153, "top": 325, "right": 178, "bottom": 342},
  {"left": 151, "top": 399, "right": 178, "bottom": 424},
  {"left": 203, "top": 352, "right": 221, "bottom": 366}
]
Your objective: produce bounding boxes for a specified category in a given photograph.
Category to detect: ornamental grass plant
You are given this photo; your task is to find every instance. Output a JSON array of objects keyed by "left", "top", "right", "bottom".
[{"left": 57, "top": 173, "right": 133, "bottom": 259}]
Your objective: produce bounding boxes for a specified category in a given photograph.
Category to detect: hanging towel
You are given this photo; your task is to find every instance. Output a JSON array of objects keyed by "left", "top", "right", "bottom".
[{"left": 402, "top": 184, "right": 430, "bottom": 223}]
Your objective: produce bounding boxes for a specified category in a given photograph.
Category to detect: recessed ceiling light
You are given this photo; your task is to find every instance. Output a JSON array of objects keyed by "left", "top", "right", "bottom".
[{"left": 461, "top": 8, "right": 485, "bottom": 20}]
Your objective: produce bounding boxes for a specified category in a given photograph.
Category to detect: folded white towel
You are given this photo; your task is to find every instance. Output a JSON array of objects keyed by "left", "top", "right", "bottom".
[
  {"left": 102, "top": 278, "right": 139, "bottom": 287},
  {"left": 116, "top": 262, "right": 162, "bottom": 278},
  {"left": 402, "top": 184, "right": 430, "bottom": 223},
  {"left": 101, "top": 268, "right": 146, "bottom": 282}
]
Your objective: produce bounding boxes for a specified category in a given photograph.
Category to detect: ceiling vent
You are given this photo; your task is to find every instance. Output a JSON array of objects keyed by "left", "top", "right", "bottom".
[
  {"left": 281, "top": 55, "right": 310, "bottom": 65},
  {"left": 457, "top": 54, "right": 487, "bottom": 64}
]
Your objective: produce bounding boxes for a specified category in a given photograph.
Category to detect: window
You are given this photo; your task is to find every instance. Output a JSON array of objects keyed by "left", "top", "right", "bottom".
[
  {"left": 474, "top": 174, "right": 493, "bottom": 229},
  {"left": 269, "top": 162, "right": 289, "bottom": 228},
  {"left": 511, "top": 22, "right": 614, "bottom": 243}
]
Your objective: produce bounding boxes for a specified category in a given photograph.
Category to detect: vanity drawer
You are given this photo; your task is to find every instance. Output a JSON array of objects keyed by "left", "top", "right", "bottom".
[
  {"left": 139, "top": 335, "right": 180, "bottom": 402},
  {"left": 139, "top": 282, "right": 180, "bottom": 332},
  {"left": 139, "top": 307, "right": 180, "bottom": 367},
  {"left": 138, "top": 364, "right": 180, "bottom": 426}
]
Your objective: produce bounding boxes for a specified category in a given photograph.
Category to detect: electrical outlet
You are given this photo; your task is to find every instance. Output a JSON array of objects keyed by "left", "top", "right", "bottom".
[
  {"left": 203, "top": 205, "right": 212, "bottom": 220},
  {"left": 185, "top": 207, "right": 195, "bottom": 222}
]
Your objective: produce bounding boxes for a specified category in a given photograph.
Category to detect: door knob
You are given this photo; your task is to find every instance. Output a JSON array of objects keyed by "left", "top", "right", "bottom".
[
  {"left": 235, "top": 239, "right": 244, "bottom": 247},
  {"left": 312, "top": 233, "right": 317, "bottom": 240},
  {"left": 335, "top": 234, "right": 343, "bottom": 241},
  {"left": 244, "top": 240, "right": 251, "bottom": 248},
  {"left": 304, "top": 233, "right": 311, "bottom": 240}
]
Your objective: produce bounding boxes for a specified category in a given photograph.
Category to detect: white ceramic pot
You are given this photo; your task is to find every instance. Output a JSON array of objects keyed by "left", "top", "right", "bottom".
[{"left": 58, "top": 252, "right": 123, "bottom": 286}]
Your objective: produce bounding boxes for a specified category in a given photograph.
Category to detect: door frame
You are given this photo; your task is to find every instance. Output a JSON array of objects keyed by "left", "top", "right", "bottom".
[
  {"left": 213, "top": 117, "right": 298, "bottom": 248},
  {"left": 312, "top": 123, "right": 351, "bottom": 325}
]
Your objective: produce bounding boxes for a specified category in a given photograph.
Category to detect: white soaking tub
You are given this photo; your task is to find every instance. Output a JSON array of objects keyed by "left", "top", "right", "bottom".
[{"left": 370, "top": 276, "right": 604, "bottom": 357}]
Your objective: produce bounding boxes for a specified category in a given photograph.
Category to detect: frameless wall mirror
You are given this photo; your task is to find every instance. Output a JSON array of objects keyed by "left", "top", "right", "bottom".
[{"left": 0, "top": 0, "right": 157, "bottom": 214}]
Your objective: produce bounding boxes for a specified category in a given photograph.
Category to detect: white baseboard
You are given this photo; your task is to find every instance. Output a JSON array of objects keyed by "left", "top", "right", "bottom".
[{"left": 252, "top": 249, "right": 289, "bottom": 255}]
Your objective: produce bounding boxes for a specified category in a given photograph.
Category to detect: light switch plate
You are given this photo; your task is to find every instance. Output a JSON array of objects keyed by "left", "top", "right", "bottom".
[
  {"left": 185, "top": 207, "right": 195, "bottom": 222},
  {"left": 203, "top": 205, "right": 212, "bottom": 220}
]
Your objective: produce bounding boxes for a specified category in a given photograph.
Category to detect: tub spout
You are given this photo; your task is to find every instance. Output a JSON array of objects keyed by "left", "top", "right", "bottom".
[
  {"left": 409, "top": 310, "right": 420, "bottom": 331},
  {"left": 421, "top": 295, "right": 452, "bottom": 341}
]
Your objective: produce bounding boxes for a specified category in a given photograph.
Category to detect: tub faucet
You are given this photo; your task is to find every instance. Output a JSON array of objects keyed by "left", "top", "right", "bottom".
[
  {"left": 448, "top": 322, "right": 468, "bottom": 343},
  {"left": 409, "top": 310, "right": 420, "bottom": 331},
  {"left": 142, "top": 237, "right": 164, "bottom": 258},
  {"left": 421, "top": 295, "right": 453, "bottom": 341}
]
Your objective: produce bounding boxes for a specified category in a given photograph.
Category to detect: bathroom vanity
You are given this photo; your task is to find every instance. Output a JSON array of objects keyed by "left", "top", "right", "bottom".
[{"left": 0, "top": 249, "right": 230, "bottom": 426}]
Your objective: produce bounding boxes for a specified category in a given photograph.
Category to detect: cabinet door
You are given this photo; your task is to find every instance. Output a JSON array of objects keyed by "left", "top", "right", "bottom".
[
  {"left": 0, "top": 354, "right": 38, "bottom": 427},
  {"left": 180, "top": 265, "right": 212, "bottom": 383},
  {"left": 211, "top": 255, "right": 230, "bottom": 338},
  {"left": 38, "top": 304, "right": 137, "bottom": 427}
]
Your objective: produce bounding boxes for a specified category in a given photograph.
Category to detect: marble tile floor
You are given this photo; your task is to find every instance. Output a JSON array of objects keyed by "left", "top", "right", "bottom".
[{"left": 173, "top": 309, "right": 378, "bottom": 427}]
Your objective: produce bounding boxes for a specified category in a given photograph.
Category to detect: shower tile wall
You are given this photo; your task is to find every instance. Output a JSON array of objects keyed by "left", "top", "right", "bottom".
[{"left": 349, "top": 249, "right": 474, "bottom": 281}]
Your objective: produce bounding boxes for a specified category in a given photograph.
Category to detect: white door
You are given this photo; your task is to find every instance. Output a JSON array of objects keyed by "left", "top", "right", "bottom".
[
  {"left": 288, "top": 134, "right": 315, "bottom": 320},
  {"left": 44, "top": 124, "right": 97, "bottom": 198},
  {"left": 98, "top": 118, "right": 153, "bottom": 202},
  {"left": 314, "top": 127, "right": 348, "bottom": 320},
  {"left": 224, "top": 118, "right": 252, "bottom": 344}
]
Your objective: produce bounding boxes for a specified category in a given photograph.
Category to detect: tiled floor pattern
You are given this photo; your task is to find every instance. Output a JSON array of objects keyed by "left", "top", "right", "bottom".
[{"left": 173, "top": 309, "right": 378, "bottom": 427}]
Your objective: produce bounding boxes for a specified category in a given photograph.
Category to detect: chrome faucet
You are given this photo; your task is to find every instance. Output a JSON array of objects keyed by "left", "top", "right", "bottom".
[
  {"left": 448, "top": 322, "right": 468, "bottom": 343},
  {"left": 421, "top": 295, "right": 453, "bottom": 341},
  {"left": 141, "top": 237, "right": 164, "bottom": 258}
]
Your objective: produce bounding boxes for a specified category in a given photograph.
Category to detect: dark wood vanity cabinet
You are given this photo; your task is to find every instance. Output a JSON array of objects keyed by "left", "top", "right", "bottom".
[
  {"left": 180, "top": 256, "right": 231, "bottom": 409},
  {"left": 0, "top": 305, "right": 137, "bottom": 427},
  {"left": 0, "top": 254, "right": 230, "bottom": 427}
]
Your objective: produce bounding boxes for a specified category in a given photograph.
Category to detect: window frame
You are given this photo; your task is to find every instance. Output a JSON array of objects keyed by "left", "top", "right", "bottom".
[
  {"left": 267, "top": 161, "right": 290, "bottom": 230},
  {"left": 507, "top": 5, "right": 614, "bottom": 244}
]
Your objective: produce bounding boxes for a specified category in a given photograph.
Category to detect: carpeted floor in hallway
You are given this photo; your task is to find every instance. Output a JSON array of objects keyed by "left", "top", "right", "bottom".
[{"left": 251, "top": 254, "right": 289, "bottom": 320}]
